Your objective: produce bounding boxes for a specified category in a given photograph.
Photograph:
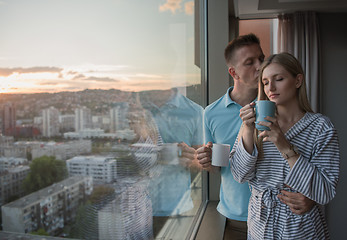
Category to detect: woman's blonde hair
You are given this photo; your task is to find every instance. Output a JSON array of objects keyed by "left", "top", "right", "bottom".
[
  {"left": 255, "top": 52, "right": 313, "bottom": 154},
  {"left": 258, "top": 52, "right": 313, "bottom": 112}
]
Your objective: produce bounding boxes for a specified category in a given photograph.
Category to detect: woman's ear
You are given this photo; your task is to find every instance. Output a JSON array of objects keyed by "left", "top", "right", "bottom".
[{"left": 295, "top": 74, "right": 303, "bottom": 88}]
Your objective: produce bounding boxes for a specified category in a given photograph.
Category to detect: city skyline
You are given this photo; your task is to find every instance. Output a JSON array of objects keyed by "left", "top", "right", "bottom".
[{"left": 0, "top": 0, "right": 200, "bottom": 94}]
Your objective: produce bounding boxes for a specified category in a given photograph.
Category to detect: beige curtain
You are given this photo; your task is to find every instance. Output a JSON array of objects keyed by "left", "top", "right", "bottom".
[{"left": 277, "top": 12, "right": 320, "bottom": 112}]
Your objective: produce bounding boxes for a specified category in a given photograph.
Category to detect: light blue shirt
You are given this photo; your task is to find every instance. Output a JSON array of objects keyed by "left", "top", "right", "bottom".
[
  {"left": 204, "top": 87, "right": 251, "bottom": 221},
  {"left": 143, "top": 89, "right": 203, "bottom": 216}
]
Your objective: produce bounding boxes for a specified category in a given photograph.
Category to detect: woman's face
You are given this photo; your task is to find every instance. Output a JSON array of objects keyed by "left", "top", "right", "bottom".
[{"left": 261, "top": 63, "right": 302, "bottom": 106}]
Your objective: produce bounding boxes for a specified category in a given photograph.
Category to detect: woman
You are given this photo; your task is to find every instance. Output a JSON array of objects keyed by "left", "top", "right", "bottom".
[{"left": 230, "top": 52, "right": 340, "bottom": 239}]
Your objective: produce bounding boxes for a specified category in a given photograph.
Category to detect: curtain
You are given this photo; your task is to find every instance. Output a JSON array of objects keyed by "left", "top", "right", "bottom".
[{"left": 277, "top": 12, "right": 320, "bottom": 112}]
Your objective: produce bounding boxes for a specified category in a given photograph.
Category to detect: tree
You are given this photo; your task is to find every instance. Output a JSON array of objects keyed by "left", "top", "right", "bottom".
[
  {"left": 30, "top": 228, "right": 49, "bottom": 236},
  {"left": 23, "top": 156, "right": 68, "bottom": 194}
]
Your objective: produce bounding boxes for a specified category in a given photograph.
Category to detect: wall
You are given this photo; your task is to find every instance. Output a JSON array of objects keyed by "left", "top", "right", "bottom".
[
  {"left": 207, "top": 0, "right": 230, "bottom": 201},
  {"left": 319, "top": 13, "right": 347, "bottom": 239}
]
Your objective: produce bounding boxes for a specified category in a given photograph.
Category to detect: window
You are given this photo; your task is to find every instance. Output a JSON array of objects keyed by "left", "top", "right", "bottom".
[
  {"left": 239, "top": 18, "right": 277, "bottom": 57},
  {"left": 0, "top": 0, "right": 206, "bottom": 239}
]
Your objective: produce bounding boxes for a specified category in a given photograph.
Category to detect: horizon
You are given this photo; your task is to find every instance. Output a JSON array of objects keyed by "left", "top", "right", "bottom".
[{"left": 0, "top": 0, "right": 200, "bottom": 94}]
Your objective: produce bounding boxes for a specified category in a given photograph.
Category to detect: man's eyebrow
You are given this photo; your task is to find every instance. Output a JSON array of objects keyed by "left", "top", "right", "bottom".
[{"left": 243, "top": 57, "right": 253, "bottom": 63}]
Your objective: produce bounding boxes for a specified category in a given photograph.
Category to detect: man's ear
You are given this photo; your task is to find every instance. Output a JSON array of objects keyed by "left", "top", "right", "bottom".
[
  {"left": 295, "top": 74, "right": 303, "bottom": 88},
  {"left": 228, "top": 66, "right": 239, "bottom": 80}
]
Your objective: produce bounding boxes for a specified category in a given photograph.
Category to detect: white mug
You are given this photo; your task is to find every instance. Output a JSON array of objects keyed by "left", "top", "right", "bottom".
[{"left": 211, "top": 143, "right": 230, "bottom": 167}]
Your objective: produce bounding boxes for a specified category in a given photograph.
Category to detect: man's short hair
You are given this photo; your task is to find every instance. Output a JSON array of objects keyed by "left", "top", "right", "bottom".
[{"left": 224, "top": 33, "right": 260, "bottom": 65}]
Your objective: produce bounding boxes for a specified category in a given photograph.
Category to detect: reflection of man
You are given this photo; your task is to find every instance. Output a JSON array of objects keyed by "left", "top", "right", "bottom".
[{"left": 140, "top": 88, "right": 203, "bottom": 235}]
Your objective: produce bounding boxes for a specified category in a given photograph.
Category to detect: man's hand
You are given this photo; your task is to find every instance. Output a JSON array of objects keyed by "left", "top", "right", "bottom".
[
  {"left": 277, "top": 189, "right": 315, "bottom": 215},
  {"left": 178, "top": 142, "right": 197, "bottom": 168},
  {"left": 196, "top": 142, "right": 213, "bottom": 170}
]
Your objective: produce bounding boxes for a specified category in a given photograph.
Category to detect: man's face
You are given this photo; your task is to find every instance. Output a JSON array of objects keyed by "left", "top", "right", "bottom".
[{"left": 230, "top": 44, "right": 264, "bottom": 89}]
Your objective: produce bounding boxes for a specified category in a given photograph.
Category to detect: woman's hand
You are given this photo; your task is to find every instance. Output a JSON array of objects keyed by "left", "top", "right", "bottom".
[
  {"left": 257, "top": 116, "right": 291, "bottom": 154},
  {"left": 239, "top": 102, "right": 256, "bottom": 130},
  {"left": 239, "top": 102, "right": 256, "bottom": 154}
]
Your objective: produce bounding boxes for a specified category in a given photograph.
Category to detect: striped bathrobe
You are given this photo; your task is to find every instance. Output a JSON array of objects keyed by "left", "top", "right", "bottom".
[{"left": 231, "top": 112, "right": 340, "bottom": 240}]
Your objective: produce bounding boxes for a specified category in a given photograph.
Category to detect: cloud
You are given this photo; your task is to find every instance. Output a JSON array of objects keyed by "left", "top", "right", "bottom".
[
  {"left": 135, "top": 73, "right": 162, "bottom": 79},
  {"left": 185, "top": 1, "right": 194, "bottom": 15},
  {"left": 0, "top": 66, "right": 63, "bottom": 77},
  {"left": 72, "top": 74, "right": 86, "bottom": 80},
  {"left": 37, "top": 81, "right": 62, "bottom": 86},
  {"left": 84, "top": 76, "right": 119, "bottom": 82},
  {"left": 70, "top": 73, "right": 119, "bottom": 83},
  {"left": 159, "top": 0, "right": 182, "bottom": 14}
]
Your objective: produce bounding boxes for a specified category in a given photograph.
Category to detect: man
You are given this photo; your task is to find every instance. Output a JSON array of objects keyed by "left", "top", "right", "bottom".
[
  {"left": 197, "top": 33, "right": 314, "bottom": 239},
  {"left": 140, "top": 88, "right": 203, "bottom": 236}
]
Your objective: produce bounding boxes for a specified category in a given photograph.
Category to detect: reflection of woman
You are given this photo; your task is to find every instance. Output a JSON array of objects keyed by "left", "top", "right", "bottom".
[
  {"left": 231, "top": 53, "right": 340, "bottom": 239},
  {"left": 99, "top": 95, "right": 161, "bottom": 240}
]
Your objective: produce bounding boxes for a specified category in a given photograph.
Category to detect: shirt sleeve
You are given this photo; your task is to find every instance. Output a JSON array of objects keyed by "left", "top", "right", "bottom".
[
  {"left": 203, "top": 110, "right": 214, "bottom": 144},
  {"left": 285, "top": 127, "right": 340, "bottom": 205},
  {"left": 230, "top": 137, "right": 258, "bottom": 183},
  {"left": 192, "top": 106, "right": 204, "bottom": 146}
]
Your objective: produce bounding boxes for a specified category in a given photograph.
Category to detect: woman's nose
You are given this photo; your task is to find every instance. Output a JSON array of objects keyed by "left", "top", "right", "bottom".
[{"left": 269, "top": 81, "right": 275, "bottom": 91}]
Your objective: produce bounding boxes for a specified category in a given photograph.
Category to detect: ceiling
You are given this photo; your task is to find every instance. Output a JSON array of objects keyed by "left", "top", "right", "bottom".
[{"left": 230, "top": 0, "right": 347, "bottom": 19}]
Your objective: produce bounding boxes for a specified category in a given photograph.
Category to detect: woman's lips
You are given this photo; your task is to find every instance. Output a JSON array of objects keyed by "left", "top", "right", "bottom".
[{"left": 269, "top": 94, "right": 279, "bottom": 99}]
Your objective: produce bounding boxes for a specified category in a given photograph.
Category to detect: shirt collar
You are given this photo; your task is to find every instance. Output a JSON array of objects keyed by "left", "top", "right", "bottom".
[
  {"left": 142, "top": 89, "right": 180, "bottom": 112},
  {"left": 166, "top": 89, "right": 180, "bottom": 108},
  {"left": 224, "top": 87, "right": 237, "bottom": 108}
]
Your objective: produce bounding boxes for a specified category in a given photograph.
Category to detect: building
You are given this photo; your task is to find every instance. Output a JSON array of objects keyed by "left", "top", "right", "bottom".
[
  {"left": 110, "top": 102, "right": 129, "bottom": 133},
  {"left": 63, "top": 128, "right": 117, "bottom": 139},
  {"left": 0, "top": 231, "right": 70, "bottom": 239},
  {"left": 2, "top": 144, "right": 29, "bottom": 158},
  {"left": 1, "top": 176, "right": 93, "bottom": 235},
  {"left": 92, "top": 115, "right": 110, "bottom": 131},
  {"left": 59, "top": 114, "right": 75, "bottom": 133},
  {"left": 1, "top": 102, "right": 16, "bottom": 136},
  {"left": 42, "top": 107, "right": 60, "bottom": 137},
  {"left": 0, "top": 164, "right": 30, "bottom": 206},
  {"left": 74, "top": 107, "right": 92, "bottom": 132},
  {"left": 0, "top": 136, "right": 15, "bottom": 156},
  {"left": 66, "top": 156, "right": 117, "bottom": 184},
  {"left": 0, "top": 157, "right": 28, "bottom": 170},
  {"left": 31, "top": 140, "right": 92, "bottom": 161}
]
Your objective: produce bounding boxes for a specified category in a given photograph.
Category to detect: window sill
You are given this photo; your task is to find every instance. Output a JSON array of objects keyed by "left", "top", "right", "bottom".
[{"left": 193, "top": 201, "right": 225, "bottom": 240}]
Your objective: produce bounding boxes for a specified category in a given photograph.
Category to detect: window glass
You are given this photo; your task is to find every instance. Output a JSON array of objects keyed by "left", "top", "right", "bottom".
[
  {"left": 239, "top": 19, "right": 275, "bottom": 57},
  {"left": 0, "top": 0, "right": 205, "bottom": 239}
]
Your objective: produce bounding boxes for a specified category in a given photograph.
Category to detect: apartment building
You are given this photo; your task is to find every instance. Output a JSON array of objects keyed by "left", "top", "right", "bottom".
[
  {"left": 31, "top": 140, "right": 92, "bottom": 161},
  {"left": 1, "top": 176, "right": 93, "bottom": 235},
  {"left": 66, "top": 156, "right": 117, "bottom": 184},
  {"left": 0, "top": 164, "right": 30, "bottom": 206},
  {"left": 74, "top": 107, "right": 92, "bottom": 132},
  {"left": 1, "top": 102, "right": 16, "bottom": 136},
  {"left": 42, "top": 107, "right": 60, "bottom": 138}
]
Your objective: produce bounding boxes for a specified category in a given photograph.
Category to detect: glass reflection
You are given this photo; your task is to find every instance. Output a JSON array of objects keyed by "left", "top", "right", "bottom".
[{"left": 0, "top": 0, "right": 204, "bottom": 239}]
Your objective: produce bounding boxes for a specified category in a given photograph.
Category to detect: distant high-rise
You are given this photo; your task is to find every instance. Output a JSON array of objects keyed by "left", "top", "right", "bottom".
[
  {"left": 110, "top": 102, "right": 129, "bottom": 133},
  {"left": 42, "top": 107, "right": 60, "bottom": 137},
  {"left": 59, "top": 114, "right": 75, "bottom": 132},
  {"left": 1, "top": 102, "right": 16, "bottom": 136},
  {"left": 75, "top": 107, "right": 92, "bottom": 132}
]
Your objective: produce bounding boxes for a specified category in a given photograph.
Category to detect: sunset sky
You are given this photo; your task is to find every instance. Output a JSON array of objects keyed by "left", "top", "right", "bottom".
[{"left": 0, "top": 0, "right": 200, "bottom": 93}]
